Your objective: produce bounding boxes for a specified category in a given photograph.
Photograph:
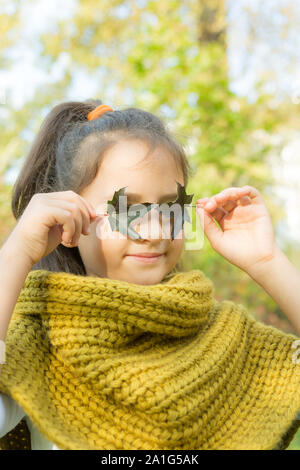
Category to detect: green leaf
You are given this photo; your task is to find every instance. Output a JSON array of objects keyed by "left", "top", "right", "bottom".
[
  {"left": 107, "top": 188, "right": 153, "bottom": 239},
  {"left": 156, "top": 181, "right": 194, "bottom": 240}
]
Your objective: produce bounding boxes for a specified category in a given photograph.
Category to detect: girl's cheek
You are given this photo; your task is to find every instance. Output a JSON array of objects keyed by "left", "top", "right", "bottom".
[{"left": 95, "top": 216, "right": 111, "bottom": 240}]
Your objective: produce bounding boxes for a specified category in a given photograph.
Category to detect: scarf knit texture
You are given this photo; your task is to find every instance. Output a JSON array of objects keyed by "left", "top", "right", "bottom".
[{"left": 0, "top": 268, "right": 299, "bottom": 450}]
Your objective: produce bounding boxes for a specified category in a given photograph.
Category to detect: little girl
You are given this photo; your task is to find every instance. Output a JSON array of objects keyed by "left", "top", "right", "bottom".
[{"left": 0, "top": 99, "right": 299, "bottom": 450}]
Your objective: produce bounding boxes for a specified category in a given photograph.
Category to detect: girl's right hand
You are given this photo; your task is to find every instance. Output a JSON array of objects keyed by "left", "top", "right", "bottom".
[{"left": 5, "top": 191, "right": 98, "bottom": 267}]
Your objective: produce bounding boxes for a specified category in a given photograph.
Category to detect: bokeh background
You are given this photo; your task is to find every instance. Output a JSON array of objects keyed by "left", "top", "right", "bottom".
[{"left": 0, "top": 0, "right": 299, "bottom": 449}]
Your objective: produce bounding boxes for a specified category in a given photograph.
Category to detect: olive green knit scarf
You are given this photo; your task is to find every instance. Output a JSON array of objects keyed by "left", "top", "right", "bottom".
[{"left": 0, "top": 269, "right": 299, "bottom": 450}]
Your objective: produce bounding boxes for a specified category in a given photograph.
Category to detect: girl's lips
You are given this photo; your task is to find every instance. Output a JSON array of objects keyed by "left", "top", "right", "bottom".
[{"left": 126, "top": 254, "right": 164, "bottom": 264}]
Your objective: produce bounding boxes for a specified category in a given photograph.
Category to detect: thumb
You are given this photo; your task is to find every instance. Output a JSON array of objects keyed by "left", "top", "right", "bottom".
[{"left": 196, "top": 205, "right": 222, "bottom": 248}]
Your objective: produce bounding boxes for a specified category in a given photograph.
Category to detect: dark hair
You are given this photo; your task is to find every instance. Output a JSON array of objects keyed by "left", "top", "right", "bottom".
[{"left": 11, "top": 99, "right": 192, "bottom": 279}]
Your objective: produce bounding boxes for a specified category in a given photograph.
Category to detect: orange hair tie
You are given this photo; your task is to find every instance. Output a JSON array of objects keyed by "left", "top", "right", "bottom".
[{"left": 87, "top": 104, "right": 114, "bottom": 121}]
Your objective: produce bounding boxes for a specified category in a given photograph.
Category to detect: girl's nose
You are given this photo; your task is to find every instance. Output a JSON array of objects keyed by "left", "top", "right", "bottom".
[{"left": 131, "top": 208, "right": 172, "bottom": 240}]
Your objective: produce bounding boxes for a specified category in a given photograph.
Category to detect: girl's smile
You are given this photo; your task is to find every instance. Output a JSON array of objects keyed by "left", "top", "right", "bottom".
[{"left": 125, "top": 253, "right": 165, "bottom": 263}]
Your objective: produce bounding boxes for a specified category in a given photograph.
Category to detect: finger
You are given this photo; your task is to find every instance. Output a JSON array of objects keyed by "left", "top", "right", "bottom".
[
  {"left": 68, "top": 193, "right": 95, "bottom": 225},
  {"left": 51, "top": 191, "right": 97, "bottom": 221},
  {"left": 49, "top": 196, "right": 91, "bottom": 237},
  {"left": 218, "top": 199, "right": 236, "bottom": 213},
  {"left": 196, "top": 197, "right": 210, "bottom": 205},
  {"left": 50, "top": 200, "right": 83, "bottom": 246},
  {"left": 213, "top": 187, "right": 251, "bottom": 205},
  {"left": 73, "top": 195, "right": 101, "bottom": 230},
  {"left": 236, "top": 195, "right": 252, "bottom": 206},
  {"left": 204, "top": 187, "right": 254, "bottom": 212},
  {"left": 197, "top": 197, "right": 236, "bottom": 215},
  {"left": 238, "top": 186, "right": 262, "bottom": 204},
  {"left": 209, "top": 206, "right": 229, "bottom": 224},
  {"left": 77, "top": 194, "right": 98, "bottom": 219},
  {"left": 67, "top": 204, "right": 82, "bottom": 246},
  {"left": 216, "top": 186, "right": 261, "bottom": 205},
  {"left": 196, "top": 205, "right": 222, "bottom": 249},
  {"left": 94, "top": 201, "right": 109, "bottom": 217},
  {"left": 44, "top": 206, "right": 76, "bottom": 245},
  {"left": 221, "top": 195, "right": 252, "bottom": 211},
  {"left": 47, "top": 200, "right": 87, "bottom": 245}
]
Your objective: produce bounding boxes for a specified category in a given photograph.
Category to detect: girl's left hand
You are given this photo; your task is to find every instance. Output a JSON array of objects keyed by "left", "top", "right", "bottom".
[{"left": 196, "top": 186, "right": 279, "bottom": 275}]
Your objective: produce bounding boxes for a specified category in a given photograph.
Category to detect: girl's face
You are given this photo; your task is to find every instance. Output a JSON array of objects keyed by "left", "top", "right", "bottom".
[{"left": 78, "top": 139, "right": 185, "bottom": 285}]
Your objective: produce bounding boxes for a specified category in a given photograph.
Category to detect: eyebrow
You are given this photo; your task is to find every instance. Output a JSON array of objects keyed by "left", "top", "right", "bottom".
[{"left": 125, "top": 192, "right": 178, "bottom": 203}]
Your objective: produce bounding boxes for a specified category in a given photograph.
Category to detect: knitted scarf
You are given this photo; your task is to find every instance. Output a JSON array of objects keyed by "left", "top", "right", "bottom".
[{"left": 0, "top": 269, "right": 299, "bottom": 450}]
